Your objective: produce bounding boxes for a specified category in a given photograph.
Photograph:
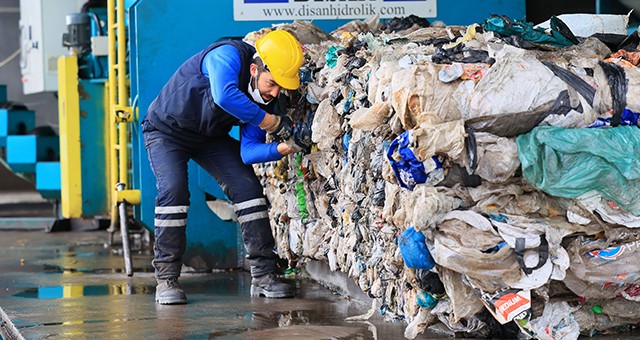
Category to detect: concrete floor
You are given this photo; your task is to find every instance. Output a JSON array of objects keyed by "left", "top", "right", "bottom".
[{"left": 0, "top": 229, "right": 412, "bottom": 339}]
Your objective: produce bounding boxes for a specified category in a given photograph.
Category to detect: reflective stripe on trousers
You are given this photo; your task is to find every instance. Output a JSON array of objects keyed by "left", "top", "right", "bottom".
[{"left": 234, "top": 197, "right": 277, "bottom": 277}]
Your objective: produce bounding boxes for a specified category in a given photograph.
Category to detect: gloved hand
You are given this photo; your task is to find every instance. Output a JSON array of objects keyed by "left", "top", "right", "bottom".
[
  {"left": 292, "top": 121, "right": 313, "bottom": 151},
  {"left": 269, "top": 116, "right": 293, "bottom": 142}
]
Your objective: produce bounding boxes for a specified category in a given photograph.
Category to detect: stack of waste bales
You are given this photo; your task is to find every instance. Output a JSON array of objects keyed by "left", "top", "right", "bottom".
[{"left": 249, "top": 14, "right": 640, "bottom": 339}]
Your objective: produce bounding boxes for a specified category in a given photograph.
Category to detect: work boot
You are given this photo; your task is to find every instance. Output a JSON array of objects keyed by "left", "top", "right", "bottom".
[
  {"left": 155, "top": 277, "right": 187, "bottom": 304},
  {"left": 250, "top": 273, "right": 294, "bottom": 298}
]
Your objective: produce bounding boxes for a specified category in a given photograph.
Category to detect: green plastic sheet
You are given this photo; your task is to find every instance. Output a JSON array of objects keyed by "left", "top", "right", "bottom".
[
  {"left": 325, "top": 46, "right": 340, "bottom": 69},
  {"left": 295, "top": 153, "right": 309, "bottom": 221},
  {"left": 516, "top": 126, "right": 640, "bottom": 215},
  {"left": 484, "top": 16, "right": 575, "bottom": 48}
]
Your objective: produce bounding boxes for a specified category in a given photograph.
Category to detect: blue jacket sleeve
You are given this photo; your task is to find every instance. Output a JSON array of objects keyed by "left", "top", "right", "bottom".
[
  {"left": 201, "top": 45, "right": 266, "bottom": 126},
  {"left": 240, "top": 123, "right": 283, "bottom": 164}
]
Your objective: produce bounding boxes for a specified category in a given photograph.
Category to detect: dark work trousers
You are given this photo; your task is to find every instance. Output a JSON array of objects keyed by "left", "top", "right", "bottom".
[{"left": 143, "top": 126, "right": 277, "bottom": 280}]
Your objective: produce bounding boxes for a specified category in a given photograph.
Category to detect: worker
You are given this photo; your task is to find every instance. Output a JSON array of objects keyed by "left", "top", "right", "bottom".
[{"left": 142, "top": 30, "right": 311, "bottom": 304}]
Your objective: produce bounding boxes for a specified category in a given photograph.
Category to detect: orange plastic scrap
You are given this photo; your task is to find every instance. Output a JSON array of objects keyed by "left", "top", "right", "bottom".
[
  {"left": 460, "top": 63, "right": 490, "bottom": 82},
  {"left": 603, "top": 57, "right": 637, "bottom": 69},
  {"left": 607, "top": 49, "right": 640, "bottom": 66}
]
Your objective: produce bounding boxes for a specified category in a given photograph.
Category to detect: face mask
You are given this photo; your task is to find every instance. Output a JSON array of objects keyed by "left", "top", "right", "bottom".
[{"left": 248, "top": 75, "right": 272, "bottom": 105}]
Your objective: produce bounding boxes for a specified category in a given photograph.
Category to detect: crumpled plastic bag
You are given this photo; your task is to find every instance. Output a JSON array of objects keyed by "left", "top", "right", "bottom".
[
  {"left": 387, "top": 130, "right": 445, "bottom": 190},
  {"left": 562, "top": 269, "right": 627, "bottom": 299},
  {"left": 465, "top": 180, "right": 570, "bottom": 220},
  {"left": 311, "top": 98, "right": 343, "bottom": 151},
  {"left": 350, "top": 101, "right": 394, "bottom": 131},
  {"left": 398, "top": 226, "right": 435, "bottom": 270},
  {"left": 412, "top": 119, "right": 466, "bottom": 162},
  {"left": 404, "top": 307, "right": 436, "bottom": 339},
  {"left": 484, "top": 15, "right": 577, "bottom": 48},
  {"left": 473, "top": 132, "right": 520, "bottom": 183},
  {"left": 389, "top": 186, "right": 462, "bottom": 230},
  {"left": 438, "top": 266, "right": 485, "bottom": 324},
  {"left": 603, "top": 298, "right": 640, "bottom": 320},
  {"left": 568, "top": 228, "right": 640, "bottom": 285},
  {"left": 432, "top": 213, "right": 521, "bottom": 292},
  {"left": 530, "top": 301, "right": 580, "bottom": 340},
  {"left": 391, "top": 64, "right": 462, "bottom": 130},
  {"left": 535, "top": 13, "right": 630, "bottom": 37},
  {"left": 575, "top": 190, "right": 640, "bottom": 228},
  {"left": 464, "top": 47, "right": 584, "bottom": 137},
  {"left": 490, "top": 214, "right": 570, "bottom": 285}
]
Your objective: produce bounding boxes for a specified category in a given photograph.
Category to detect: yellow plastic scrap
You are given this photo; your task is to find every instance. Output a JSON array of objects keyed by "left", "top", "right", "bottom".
[
  {"left": 274, "top": 158, "right": 289, "bottom": 182},
  {"left": 340, "top": 31, "right": 357, "bottom": 48},
  {"left": 444, "top": 23, "right": 478, "bottom": 49}
]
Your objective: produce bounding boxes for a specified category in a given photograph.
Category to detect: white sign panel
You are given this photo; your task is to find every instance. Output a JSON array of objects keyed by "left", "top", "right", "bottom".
[{"left": 234, "top": 0, "right": 437, "bottom": 21}]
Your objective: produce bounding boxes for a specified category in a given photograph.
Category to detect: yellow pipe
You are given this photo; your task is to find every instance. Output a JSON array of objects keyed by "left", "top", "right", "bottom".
[
  {"left": 107, "top": 0, "right": 118, "bottom": 226},
  {"left": 117, "top": 0, "right": 128, "bottom": 186},
  {"left": 117, "top": 0, "right": 129, "bottom": 188}
]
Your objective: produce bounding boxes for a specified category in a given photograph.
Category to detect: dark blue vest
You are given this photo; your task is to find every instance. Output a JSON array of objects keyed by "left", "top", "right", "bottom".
[{"left": 144, "top": 40, "right": 270, "bottom": 142}]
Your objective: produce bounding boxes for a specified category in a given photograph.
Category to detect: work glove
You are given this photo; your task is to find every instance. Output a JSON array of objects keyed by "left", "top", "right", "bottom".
[
  {"left": 272, "top": 94, "right": 291, "bottom": 117},
  {"left": 269, "top": 115, "right": 293, "bottom": 142},
  {"left": 292, "top": 121, "right": 313, "bottom": 151}
]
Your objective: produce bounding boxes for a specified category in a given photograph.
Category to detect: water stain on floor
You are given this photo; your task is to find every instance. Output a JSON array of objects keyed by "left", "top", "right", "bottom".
[{"left": 14, "top": 283, "right": 155, "bottom": 299}]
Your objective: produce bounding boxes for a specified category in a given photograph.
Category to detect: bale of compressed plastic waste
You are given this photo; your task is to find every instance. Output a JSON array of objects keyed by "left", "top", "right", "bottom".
[{"left": 247, "top": 15, "right": 640, "bottom": 339}]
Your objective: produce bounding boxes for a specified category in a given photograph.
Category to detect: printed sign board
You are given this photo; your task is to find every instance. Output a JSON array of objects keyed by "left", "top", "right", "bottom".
[
  {"left": 481, "top": 289, "right": 532, "bottom": 324},
  {"left": 234, "top": 0, "right": 437, "bottom": 21}
]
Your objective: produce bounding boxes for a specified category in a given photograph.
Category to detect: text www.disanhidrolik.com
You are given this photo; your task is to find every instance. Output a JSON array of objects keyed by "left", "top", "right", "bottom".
[{"left": 261, "top": 3, "right": 407, "bottom": 18}]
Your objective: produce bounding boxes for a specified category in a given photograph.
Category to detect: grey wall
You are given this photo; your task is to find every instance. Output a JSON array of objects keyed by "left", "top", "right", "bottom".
[{"left": 0, "top": 0, "right": 58, "bottom": 191}]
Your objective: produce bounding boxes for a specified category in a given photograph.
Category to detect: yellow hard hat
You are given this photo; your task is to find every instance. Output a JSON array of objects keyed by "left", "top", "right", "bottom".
[{"left": 255, "top": 30, "right": 304, "bottom": 90}]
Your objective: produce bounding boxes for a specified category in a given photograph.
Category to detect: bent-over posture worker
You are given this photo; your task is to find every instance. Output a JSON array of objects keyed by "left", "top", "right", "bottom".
[{"left": 142, "top": 30, "right": 310, "bottom": 304}]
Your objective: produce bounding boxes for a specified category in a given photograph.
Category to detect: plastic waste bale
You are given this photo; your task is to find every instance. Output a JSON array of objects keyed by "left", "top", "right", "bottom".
[{"left": 247, "top": 16, "right": 640, "bottom": 338}]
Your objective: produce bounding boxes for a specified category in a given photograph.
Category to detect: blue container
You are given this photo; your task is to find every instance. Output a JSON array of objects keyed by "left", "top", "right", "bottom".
[
  {"left": 0, "top": 109, "right": 35, "bottom": 146},
  {"left": 6, "top": 135, "right": 59, "bottom": 173},
  {"left": 36, "top": 162, "right": 61, "bottom": 199},
  {"left": 398, "top": 226, "right": 435, "bottom": 270}
]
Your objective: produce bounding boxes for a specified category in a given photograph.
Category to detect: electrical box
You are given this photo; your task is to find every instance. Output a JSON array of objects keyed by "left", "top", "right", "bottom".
[
  {"left": 19, "top": 0, "right": 84, "bottom": 94},
  {"left": 90, "top": 36, "right": 109, "bottom": 57}
]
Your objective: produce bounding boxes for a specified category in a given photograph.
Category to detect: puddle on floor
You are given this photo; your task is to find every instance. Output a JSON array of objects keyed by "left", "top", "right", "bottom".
[
  {"left": 14, "top": 283, "right": 155, "bottom": 299},
  {"left": 14, "top": 316, "right": 159, "bottom": 334},
  {"left": 42, "top": 264, "right": 154, "bottom": 274},
  {"left": 209, "top": 310, "right": 373, "bottom": 339}
]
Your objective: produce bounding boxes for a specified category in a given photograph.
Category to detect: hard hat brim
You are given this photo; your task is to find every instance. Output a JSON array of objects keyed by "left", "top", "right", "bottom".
[{"left": 272, "top": 73, "right": 300, "bottom": 91}]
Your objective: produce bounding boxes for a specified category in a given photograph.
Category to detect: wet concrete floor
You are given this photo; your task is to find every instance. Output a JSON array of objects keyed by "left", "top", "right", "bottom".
[{"left": 0, "top": 230, "right": 411, "bottom": 339}]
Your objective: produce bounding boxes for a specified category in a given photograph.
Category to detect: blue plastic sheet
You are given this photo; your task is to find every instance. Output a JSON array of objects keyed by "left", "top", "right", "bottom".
[
  {"left": 398, "top": 226, "right": 435, "bottom": 270},
  {"left": 416, "top": 291, "right": 438, "bottom": 309},
  {"left": 517, "top": 126, "right": 640, "bottom": 215},
  {"left": 387, "top": 131, "right": 443, "bottom": 190},
  {"left": 588, "top": 109, "right": 640, "bottom": 128}
]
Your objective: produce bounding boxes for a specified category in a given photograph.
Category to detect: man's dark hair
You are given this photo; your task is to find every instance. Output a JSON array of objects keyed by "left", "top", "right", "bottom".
[{"left": 252, "top": 55, "right": 269, "bottom": 73}]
